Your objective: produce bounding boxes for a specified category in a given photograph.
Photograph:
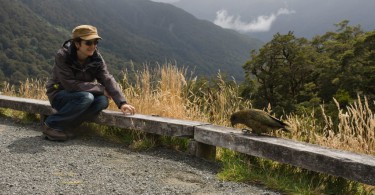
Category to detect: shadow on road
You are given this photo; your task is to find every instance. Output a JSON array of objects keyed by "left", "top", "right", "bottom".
[
  {"left": 3, "top": 118, "right": 221, "bottom": 174},
  {"left": 7, "top": 136, "right": 47, "bottom": 154}
]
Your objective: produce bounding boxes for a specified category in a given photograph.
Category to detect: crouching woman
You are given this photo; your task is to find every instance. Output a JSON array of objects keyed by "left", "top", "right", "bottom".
[{"left": 44, "top": 25, "right": 135, "bottom": 141}]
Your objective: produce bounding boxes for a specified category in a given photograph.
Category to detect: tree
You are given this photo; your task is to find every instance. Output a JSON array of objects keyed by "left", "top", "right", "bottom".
[
  {"left": 311, "top": 20, "right": 366, "bottom": 105},
  {"left": 243, "top": 32, "right": 318, "bottom": 114},
  {"left": 351, "top": 31, "right": 375, "bottom": 100}
]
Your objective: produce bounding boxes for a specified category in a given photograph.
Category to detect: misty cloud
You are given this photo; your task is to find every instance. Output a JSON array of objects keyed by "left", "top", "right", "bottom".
[{"left": 214, "top": 8, "right": 295, "bottom": 33}]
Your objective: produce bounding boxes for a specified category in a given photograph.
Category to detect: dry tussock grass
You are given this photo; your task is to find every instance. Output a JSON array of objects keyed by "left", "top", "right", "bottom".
[
  {"left": 317, "top": 97, "right": 375, "bottom": 155},
  {"left": 1, "top": 64, "right": 374, "bottom": 156}
]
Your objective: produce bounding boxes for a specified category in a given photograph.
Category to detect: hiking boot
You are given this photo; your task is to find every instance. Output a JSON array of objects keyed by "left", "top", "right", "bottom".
[{"left": 42, "top": 123, "right": 68, "bottom": 141}]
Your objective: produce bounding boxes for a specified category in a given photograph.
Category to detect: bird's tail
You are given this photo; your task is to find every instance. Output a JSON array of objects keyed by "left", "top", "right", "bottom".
[
  {"left": 281, "top": 124, "right": 292, "bottom": 133},
  {"left": 281, "top": 128, "right": 291, "bottom": 133}
]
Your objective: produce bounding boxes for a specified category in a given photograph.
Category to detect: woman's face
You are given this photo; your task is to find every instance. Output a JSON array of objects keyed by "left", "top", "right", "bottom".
[{"left": 76, "top": 39, "right": 99, "bottom": 58}]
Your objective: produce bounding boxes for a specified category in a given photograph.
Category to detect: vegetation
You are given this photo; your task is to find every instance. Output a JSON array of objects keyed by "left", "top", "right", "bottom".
[
  {"left": 0, "top": 2, "right": 374, "bottom": 192},
  {"left": 243, "top": 21, "right": 375, "bottom": 117},
  {"left": 1, "top": 61, "right": 374, "bottom": 193}
]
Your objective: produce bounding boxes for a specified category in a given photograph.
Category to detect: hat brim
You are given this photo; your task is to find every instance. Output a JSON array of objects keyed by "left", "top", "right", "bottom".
[{"left": 80, "top": 35, "right": 102, "bottom": 40}]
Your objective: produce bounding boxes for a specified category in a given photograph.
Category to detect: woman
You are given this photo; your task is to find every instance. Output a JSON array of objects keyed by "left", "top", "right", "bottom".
[{"left": 44, "top": 25, "right": 135, "bottom": 141}]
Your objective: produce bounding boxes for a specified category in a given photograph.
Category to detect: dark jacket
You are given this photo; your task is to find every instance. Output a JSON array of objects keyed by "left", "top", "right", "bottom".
[{"left": 46, "top": 40, "right": 127, "bottom": 108}]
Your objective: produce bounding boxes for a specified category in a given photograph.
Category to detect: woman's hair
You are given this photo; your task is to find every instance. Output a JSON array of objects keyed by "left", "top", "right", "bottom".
[
  {"left": 72, "top": 37, "right": 82, "bottom": 45},
  {"left": 68, "top": 37, "right": 99, "bottom": 62},
  {"left": 66, "top": 38, "right": 80, "bottom": 61}
]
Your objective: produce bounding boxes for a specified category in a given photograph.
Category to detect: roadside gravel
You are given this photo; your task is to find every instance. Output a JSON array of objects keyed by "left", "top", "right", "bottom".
[{"left": 0, "top": 117, "right": 280, "bottom": 195}]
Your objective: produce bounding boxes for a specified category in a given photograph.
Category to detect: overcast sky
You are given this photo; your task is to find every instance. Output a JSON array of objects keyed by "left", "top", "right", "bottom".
[{"left": 151, "top": 0, "right": 375, "bottom": 41}]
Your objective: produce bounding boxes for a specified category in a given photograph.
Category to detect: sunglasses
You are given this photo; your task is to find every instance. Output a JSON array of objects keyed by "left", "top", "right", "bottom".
[{"left": 83, "top": 39, "right": 99, "bottom": 46}]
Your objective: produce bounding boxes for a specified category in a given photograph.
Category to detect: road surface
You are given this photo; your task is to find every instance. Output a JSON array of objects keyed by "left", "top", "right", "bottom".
[{"left": 0, "top": 117, "right": 279, "bottom": 194}]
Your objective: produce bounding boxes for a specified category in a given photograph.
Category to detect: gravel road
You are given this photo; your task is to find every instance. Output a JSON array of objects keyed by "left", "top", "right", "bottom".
[{"left": 0, "top": 117, "right": 280, "bottom": 195}]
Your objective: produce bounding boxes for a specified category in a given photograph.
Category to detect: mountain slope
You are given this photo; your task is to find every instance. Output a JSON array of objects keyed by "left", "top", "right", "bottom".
[
  {"left": 0, "top": 0, "right": 263, "bottom": 83},
  {"left": 0, "top": 0, "right": 63, "bottom": 82}
]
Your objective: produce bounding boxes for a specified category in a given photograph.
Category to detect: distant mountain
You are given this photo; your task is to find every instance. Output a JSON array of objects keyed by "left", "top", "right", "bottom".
[{"left": 0, "top": 0, "right": 263, "bottom": 84}]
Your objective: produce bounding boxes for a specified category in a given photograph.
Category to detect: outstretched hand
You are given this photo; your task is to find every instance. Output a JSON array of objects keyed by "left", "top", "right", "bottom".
[{"left": 120, "top": 103, "right": 136, "bottom": 115}]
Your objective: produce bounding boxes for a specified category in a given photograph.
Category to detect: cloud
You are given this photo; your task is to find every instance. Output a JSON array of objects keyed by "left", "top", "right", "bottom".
[
  {"left": 150, "top": 0, "right": 181, "bottom": 3},
  {"left": 214, "top": 8, "right": 295, "bottom": 33}
]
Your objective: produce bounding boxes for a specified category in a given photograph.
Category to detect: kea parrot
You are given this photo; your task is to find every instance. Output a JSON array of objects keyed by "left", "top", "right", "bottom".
[{"left": 230, "top": 109, "right": 291, "bottom": 135}]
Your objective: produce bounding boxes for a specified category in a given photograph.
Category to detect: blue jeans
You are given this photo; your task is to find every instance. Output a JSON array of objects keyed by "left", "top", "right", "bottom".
[{"left": 45, "top": 91, "right": 109, "bottom": 130}]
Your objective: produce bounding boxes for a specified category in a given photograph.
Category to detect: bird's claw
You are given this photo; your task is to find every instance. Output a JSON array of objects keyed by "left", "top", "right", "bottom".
[{"left": 241, "top": 128, "right": 251, "bottom": 134}]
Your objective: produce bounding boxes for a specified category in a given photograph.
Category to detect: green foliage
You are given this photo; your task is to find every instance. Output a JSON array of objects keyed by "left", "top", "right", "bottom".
[
  {"left": 217, "top": 149, "right": 371, "bottom": 194},
  {"left": 242, "top": 21, "right": 375, "bottom": 116},
  {"left": 83, "top": 123, "right": 188, "bottom": 151},
  {"left": 160, "top": 136, "right": 189, "bottom": 151},
  {"left": 333, "top": 89, "right": 353, "bottom": 108},
  {"left": 0, "top": 0, "right": 62, "bottom": 84},
  {"left": 243, "top": 32, "right": 319, "bottom": 115},
  {"left": 0, "top": 108, "right": 39, "bottom": 124}
]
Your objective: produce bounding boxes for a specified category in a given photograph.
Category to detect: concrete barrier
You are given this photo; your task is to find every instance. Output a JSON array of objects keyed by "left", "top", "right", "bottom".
[{"left": 0, "top": 95, "right": 374, "bottom": 185}]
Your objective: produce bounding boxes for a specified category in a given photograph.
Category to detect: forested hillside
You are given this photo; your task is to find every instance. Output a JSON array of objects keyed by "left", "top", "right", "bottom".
[
  {"left": 0, "top": 0, "right": 263, "bottom": 84},
  {"left": 0, "top": 0, "right": 61, "bottom": 82}
]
